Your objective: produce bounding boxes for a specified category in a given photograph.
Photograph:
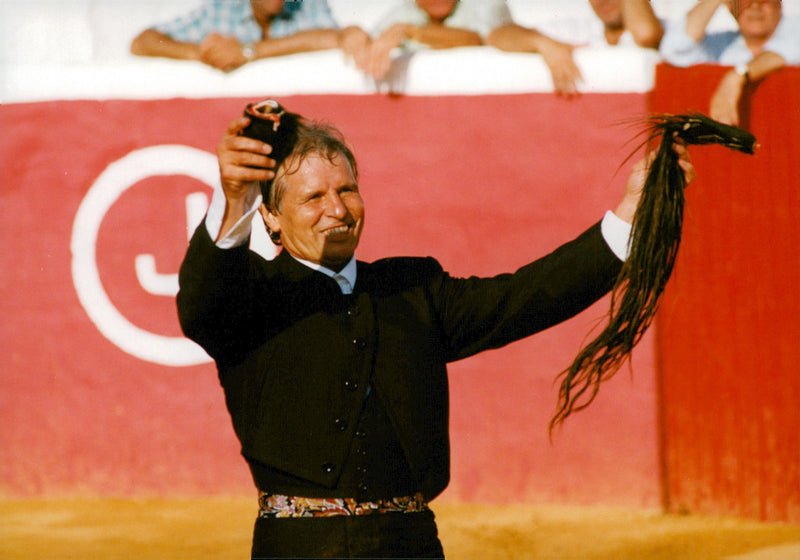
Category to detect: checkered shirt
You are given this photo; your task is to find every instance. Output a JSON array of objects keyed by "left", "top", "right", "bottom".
[{"left": 154, "top": 0, "right": 338, "bottom": 43}]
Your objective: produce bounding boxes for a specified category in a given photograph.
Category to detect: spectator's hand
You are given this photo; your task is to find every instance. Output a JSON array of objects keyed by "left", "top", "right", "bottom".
[
  {"left": 365, "top": 24, "right": 410, "bottom": 79},
  {"left": 710, "top": 70, "right": 745, "bottom": 126},
  {"left": 339, "top": 26, "right": 372, "bottom": 72},
  {"left": 199, "top": 32, "right": 250, "bottom": 72},
  {"left": 217, "top": 117, "right": 276, "bottom": 204},
  {"left": 538, "top": 39, "right": 584, "bottom": 97},
  {"left": 615, "top": 138, "right": 695, "bottom": 223}
]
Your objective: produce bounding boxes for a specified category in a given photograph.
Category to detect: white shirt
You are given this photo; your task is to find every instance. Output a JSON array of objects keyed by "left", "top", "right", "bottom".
[
  {"left": 205, "top": 181, "right": 632, "bottom": 292},
  {"left": 372, "top": 0, "right": 513, "bottom": 40}
]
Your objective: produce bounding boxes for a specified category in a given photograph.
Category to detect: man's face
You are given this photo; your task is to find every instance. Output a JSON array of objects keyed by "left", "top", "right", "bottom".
[
  {"left": 250, "top": 0, "right": 285, "bottom": 22},
  {"left": 416, "top": 0, "right": 458, "bottom": 22},
  {"left": 730, "top": 0, "right": 782, "bottom": 40},
  {"left": 262, "top": 154, "right": 364, "bottom": 271},
  {"left": 589, "top": 0, "right": 623, "bottom": 28}
]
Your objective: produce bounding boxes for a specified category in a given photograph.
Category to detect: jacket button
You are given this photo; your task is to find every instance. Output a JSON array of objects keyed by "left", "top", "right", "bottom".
[
  {"left": 344, "top": 380, "right": 359, "bottom": 391},
  {"left": 347, "top": 306, "right": 360, "bottom": 317},
  {"left": 334, "top": 418, "right": 348, "bottom": 431},
  {"left": 321, "top": 462, "right": 336, "bottom": 474},
  {"left": 352, "top": 338, "right": 367, "bottom": 349}
]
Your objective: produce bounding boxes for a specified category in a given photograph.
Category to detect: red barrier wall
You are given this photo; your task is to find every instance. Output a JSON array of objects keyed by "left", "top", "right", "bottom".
[
  {"left": 652, "top": 65, "right": 800, "bottom": 523},
  {"left": 1, "top": 93, "right": 661, "bottom": 506}
]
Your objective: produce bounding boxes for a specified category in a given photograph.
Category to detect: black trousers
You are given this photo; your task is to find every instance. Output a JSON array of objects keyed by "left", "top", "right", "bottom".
[{"left": 251, "top": 510, "right": 445, "bottom": 559}]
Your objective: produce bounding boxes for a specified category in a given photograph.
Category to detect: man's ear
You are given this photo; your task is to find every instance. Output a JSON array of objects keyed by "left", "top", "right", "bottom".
[{"left": 259, "top": 203, "right": 281, "bottom": 238}]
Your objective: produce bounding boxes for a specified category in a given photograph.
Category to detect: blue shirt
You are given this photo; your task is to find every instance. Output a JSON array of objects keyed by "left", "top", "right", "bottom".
[
  {"left": 154, "top": 0, "right": 338, "bottom": 43},
  {"left": 660, "top": 14, "right": 800, "bottom": 66}
]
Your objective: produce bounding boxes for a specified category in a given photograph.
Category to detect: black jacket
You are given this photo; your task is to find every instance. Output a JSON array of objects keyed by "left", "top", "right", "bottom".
[{"left": 177, "top": 221, "right": 621, "bottom": 500}]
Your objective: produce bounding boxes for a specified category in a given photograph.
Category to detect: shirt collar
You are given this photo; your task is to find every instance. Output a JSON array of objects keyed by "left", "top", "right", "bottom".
[{"left": 290, "top": 254, "right": 357, "bottom": 294}]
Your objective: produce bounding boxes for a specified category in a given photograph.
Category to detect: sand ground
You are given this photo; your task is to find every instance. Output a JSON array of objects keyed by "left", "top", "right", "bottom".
[{"left": 2, "top": 498, "right": 798, "bottom": 559}]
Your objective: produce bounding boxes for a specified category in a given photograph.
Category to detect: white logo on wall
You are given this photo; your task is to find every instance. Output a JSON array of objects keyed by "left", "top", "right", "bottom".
[{"left": 71, "top": 145, "right": 276, "bottom": 367}]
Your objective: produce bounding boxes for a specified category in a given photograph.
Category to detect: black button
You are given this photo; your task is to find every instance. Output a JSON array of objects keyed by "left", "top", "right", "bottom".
[
  {"left": 347, "top": 306, "right": 360, "bottom": 317},
  {"left": 334, "top": 418, "right": 348, "bottom": 431},
  {"left": 344, "top": 380, "right": 359, "bottom": 391},
  {"left": 358, "top": 483, "right": 368, "bottom": 492},
  {"left": 355, "top": 430, "right": 366, "bottom": 438},
  {"left": 352, "top": 338, "right": 367, "bottom": 349},
  {"left": 321, "top": 462, "right": 336, "bottom": 474}
]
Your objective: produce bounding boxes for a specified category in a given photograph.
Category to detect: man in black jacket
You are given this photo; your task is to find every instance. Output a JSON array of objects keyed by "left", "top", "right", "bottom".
[{"left": 177, "top": 114, "right": 694, "bottom": 558}]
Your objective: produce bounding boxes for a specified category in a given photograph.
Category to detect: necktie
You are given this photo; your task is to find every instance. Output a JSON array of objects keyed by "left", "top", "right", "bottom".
[{"left": 333, "top": 274, "right": 352, "bottom": 295}]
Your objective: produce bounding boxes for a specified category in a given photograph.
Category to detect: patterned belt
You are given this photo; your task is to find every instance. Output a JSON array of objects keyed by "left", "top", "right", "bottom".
[{"left": 258, "top": 491, "right": 429, "bottom": 518}]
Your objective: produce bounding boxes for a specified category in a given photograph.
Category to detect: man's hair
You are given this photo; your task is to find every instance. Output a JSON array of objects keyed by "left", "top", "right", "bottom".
[{"left": 263, "top": 120, "right": 359, "bottom": 214}]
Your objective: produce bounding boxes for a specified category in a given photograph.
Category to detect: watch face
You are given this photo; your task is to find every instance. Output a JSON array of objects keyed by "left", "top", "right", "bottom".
[{"left": 734, "top": 63, "right": 749, "bottom": 79}]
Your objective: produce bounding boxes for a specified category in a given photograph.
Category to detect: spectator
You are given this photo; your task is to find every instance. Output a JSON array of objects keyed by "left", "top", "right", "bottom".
[
  {"left": 130, "top": 0, "right": 366, "bottom": 72},
  {"left": 357, "top": 0, "right": 513, "bottom": 80},
  {"left": 487, "top": 0, "right": 664, "bottom": 96},
  {"left": 660, "top": 0, "right": 799, "bottom": 126}
]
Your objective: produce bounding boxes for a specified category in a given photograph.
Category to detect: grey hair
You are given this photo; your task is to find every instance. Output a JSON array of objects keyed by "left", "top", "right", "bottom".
[{"left": 263, "top": 120, "right": 359, "bottom": 214}]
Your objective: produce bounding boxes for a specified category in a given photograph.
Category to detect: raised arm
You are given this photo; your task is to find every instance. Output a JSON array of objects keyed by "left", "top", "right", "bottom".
[
  {"left": 176, "top": 118, "right": 276, "bottom": 360},
  {"left": 215, "top": 117, "right": 276, "bottom": 240},
  {"left": 684, "top": 0, "right": 726, "bottom": 42}
]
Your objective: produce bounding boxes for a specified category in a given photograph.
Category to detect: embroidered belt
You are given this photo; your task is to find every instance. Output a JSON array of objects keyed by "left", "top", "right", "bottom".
[{"left": 258, "top": 491, "right": 429, "bottom": 518}]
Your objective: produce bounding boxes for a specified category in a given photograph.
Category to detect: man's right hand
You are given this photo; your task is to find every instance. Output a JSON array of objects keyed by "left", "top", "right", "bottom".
[{"left": 215, "top": 117, "right": 276, "bottom": 239}]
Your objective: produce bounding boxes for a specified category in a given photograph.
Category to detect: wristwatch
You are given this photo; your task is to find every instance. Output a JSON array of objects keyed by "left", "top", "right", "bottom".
[
  {"left": 242, "top": 43, "right": 256, "bottom": 61},
  {"left": 734, "top": 62, "right": 749, "bottom": 83}
]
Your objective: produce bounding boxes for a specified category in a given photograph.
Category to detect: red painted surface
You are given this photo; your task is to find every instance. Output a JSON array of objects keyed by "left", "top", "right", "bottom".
[
  {"left": 1, "top": 94, "right": 659, "bottom": 506},
  {"left": 652, "top": 64, "right": 800, "bottom": 522}
]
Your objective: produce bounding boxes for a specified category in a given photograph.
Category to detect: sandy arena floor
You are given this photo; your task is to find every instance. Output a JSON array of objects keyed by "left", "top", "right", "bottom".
[{"left": 2, "top": 498, "right": 798, "bottom": 559}]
